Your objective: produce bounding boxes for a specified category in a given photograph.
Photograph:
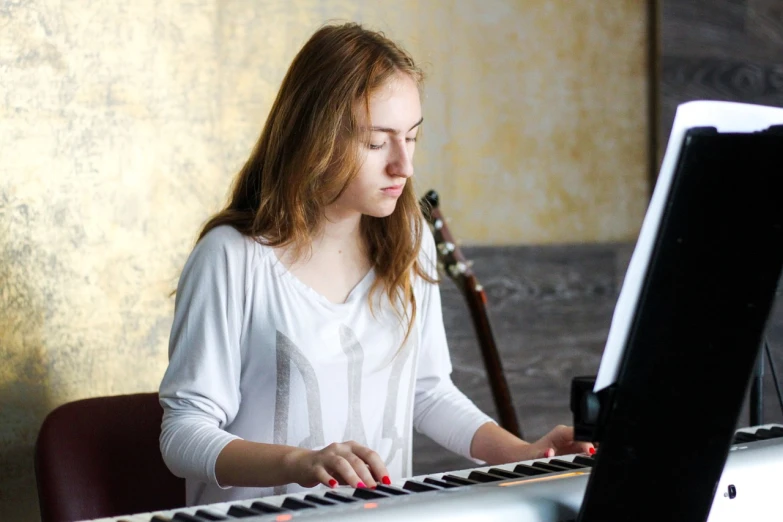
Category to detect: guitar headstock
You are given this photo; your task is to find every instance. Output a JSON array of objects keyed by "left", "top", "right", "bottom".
[{"left": 419, "top": 190, "right": 485, "bottom": 301}]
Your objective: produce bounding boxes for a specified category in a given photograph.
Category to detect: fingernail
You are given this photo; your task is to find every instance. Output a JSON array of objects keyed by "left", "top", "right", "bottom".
[
  {"left": 328, "top": 479, "right": 337, "bottom": 488},
  {"left": 545, "top": 448, "right": 555, "bottom": 458},
  {"left": 382, "top": 476, "right": 391, "bottom": 485},
  {"left": 588, "top": 447, "right": 596, "bottom": 455},
  {"left": 357, "top": 481, "right": 366, "bottom": 489}
]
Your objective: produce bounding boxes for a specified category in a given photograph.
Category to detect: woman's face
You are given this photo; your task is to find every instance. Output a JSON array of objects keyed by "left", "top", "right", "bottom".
[{"left": 328, "top": 73, "right": 422, "bottom": 220}]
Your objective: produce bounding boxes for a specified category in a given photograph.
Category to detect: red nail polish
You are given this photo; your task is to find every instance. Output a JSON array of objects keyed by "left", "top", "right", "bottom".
[
  {"left": 357, "top": 481, "right": 366, "bottom": 489},
  {"left": 328, "top": 479, "right": 337, "bottom": 488},
  {"left": 588, "top": 447, "right": 596, "bottom": 455},
  {"left": 382, "top": 476, "right": 391, "bottom": 485}
]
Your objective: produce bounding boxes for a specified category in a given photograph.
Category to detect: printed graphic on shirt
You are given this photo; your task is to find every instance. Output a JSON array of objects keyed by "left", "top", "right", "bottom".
[
  {"left": 272, "top": 326, "right": 417, "bottom": 491},
  {"left": 381, "top": 334, "right": 417, "bottom": 477},
  {"left": 340, "top": 325, "right": 368, "bottom": 445}
]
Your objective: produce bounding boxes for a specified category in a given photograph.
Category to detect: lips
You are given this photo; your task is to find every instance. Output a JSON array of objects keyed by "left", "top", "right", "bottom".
[{"left": 382, "top": 185, "right": 404, "bottom": 197}]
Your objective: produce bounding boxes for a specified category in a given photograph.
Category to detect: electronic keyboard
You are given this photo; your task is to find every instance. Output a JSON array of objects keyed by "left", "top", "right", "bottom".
[{"left": 85, "top": 424, "right": 783, "bottom": 522}]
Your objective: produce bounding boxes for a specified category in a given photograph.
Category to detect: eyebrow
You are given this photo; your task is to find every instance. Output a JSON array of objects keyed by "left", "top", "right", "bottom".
[{"left": 369, "top": 117, "right": 424, "bottom": 134}]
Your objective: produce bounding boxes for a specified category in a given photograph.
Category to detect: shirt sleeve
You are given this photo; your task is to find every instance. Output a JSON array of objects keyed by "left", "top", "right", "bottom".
[
  {"left": 158, "top": 226, "right": 251, "bottom": 488},
  {"left": 412, "top": 223, "right": 496, "bottom": 460}
]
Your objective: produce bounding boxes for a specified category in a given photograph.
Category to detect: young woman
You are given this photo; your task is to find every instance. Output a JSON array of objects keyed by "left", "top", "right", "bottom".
[{"left": 159, "top": 21, "right": 593, "bottom": 507}]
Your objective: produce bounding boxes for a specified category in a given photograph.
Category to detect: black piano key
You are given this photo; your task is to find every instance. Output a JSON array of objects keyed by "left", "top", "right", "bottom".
[
  {"left": 353, "top": 487, "right": 389, "bottom": 500},
  {"left": 403, "top": 479, "right": 441, "bottom": 492},
  {"left": 304, "top": 494, "right": 337, "bottom": 506},
  {"left": 374, "top": 484, "right": 409, "bottom": 496},
  {"left": 467, "top": 470, "right": 505, "bottom": 483},
  {"left": 487, "top": 468, "right": 526, "bottom": 479},
  {"left": 324, "top": 491, "right": 358, "bottom": 503},
  {"left": 769, "top": 426, "right": 783, "bottom": 437},
  {"left": 423, "top": 477, "right": 459, "bottom": 488},
  {"left": 734, "top": 432, "right": 756, "bottom": 443},
  {"left": 571, "top": 455, "right": 596, "bottom": 467},
  {"left": 532, "top": 461, "right": 571, "bottom": 473},
  {"left": 150, "top": 517, "right": 171, "bottom": 522},
  {"left": 752, "top": 428, "right": 776, "bottom": 440},
  {"left": 441, "top": 474, "right": 479, "bottom": 486},
  {"left": 249, "top": 501, "right": 286, "bottom": 514},
  {"left": 281, "top": 497, "right": 317, "bottom": 510},
  {"left": 173, "top": 514, "right": 210, "bottom": 522},
  {"left": 512, "top": 464, "right": 549, "bottom": 476},
  {"left": 226, "top": 505, "right": 262, "bottom": 518},
  {"left": 194, "top": 510, "right": 228, "bottom": 521},
  {"left": 550, "top": 459, "right": 588, "bottom": 470}
]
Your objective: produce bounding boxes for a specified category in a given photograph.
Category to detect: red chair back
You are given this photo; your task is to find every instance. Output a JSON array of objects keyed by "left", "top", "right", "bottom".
[{"left": 35, "top": 393, "right": 185, "bottom": 522}]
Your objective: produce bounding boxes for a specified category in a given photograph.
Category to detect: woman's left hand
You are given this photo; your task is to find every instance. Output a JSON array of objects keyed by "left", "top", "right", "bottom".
[
  {"left": 471, "top": 421, "right": 595, "bottom": 465},
  {"left": 528, "top": 425, "right": 594, "bottom": 458}
]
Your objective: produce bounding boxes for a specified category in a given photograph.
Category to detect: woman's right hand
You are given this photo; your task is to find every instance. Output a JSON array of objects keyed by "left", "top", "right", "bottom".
[{"left": 284, "top": 440, "right": 391, "bottom": 489}]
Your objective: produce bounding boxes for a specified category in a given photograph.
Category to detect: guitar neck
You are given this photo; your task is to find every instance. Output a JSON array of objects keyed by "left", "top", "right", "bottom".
[{"left": 420, "top": 190, "right": 522, "bottom": 439}]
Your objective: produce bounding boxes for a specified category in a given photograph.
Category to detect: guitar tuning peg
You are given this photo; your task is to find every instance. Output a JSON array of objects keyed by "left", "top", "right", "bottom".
[
  {"left": 437, "top": 242, "right": 455, "bottom": 256},
  {"left": 448, "top": 261, "right": 467, "bottom": 278},
  {"left": 433, "top": 219, "right": 444, "bottom": 230}
]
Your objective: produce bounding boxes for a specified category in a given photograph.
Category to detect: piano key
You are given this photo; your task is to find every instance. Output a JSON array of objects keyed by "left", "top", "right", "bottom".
[
  {"left": 441, "top": 474, "right": 479, "bottom": 486},
  {"left": 769, "top": 426, "right": 783, "bottom": 437},
  {"left": 550, "top": 458, "right": 589, "bottom": 470},
  {"left": 402, "top": 479, "right": 441, "bottom": 492},
  {"left": 531, "top": 461, "right": 571, "bottom": 473},
  {"left": 512, "top": 464, "right": 549, "bottom": 476},
  {"left": 752, "top": 428, "right": 777, "bottom": 440},
  {"left": 173, "top": 514, "right": 210, "bottom": 522},
  {"left": 423, "top": 477, "right": 459, "bottom": 488},
  {"left": 571, "top": 455, "right": 596, "bottom": 467},
  {"left": 467, "top": 470, "right": 505, "bottom": 483},
  {"left": 193, "top": 510, "right": 228, "bottom": 521},
  {"left": 324, "top": 491, "right": 358, "bottom": 503},
  {"left": 280, "top": 497, "right": 317, "bottom": 510},
  {"left": 303, "top": 494, "right": 337, "bottom": 506},
  {"left": 226, "top": 505, "right": 263, "bottom": 518},
  {"left": 734, "top": 432, "right": 756, "bottom": 443},
  {"left": 374, "top": 484, "right": 409, "bottom": 496},
  {"left": 487, "top": 468, "right": 526, "bottom": 479},
  {"left": 353, "top": 487, "right": 389, "bottom": 500}
]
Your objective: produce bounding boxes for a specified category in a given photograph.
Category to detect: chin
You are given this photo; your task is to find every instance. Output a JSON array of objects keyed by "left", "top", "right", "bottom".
[{"left": 365, "top": 201, "right": 398, "bottom": 218}]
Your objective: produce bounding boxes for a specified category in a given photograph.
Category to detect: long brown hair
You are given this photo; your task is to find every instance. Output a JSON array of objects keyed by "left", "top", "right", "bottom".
[{"left": 199, "top": 22, "right": 433, "bottom": 335}]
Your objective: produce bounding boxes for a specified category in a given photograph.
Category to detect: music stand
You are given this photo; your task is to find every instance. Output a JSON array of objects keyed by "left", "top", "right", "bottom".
[{"left": 573, "top": 101, "right": 783, "bottom": 522}]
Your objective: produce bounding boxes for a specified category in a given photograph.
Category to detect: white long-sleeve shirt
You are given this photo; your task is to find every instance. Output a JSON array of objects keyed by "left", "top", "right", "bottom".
[{"left": 159, "top": 224, "right": 494, "bottom": 506}]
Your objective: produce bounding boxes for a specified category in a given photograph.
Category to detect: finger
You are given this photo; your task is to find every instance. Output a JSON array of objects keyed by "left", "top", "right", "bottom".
[
  {"left": 550, "top": 425, "right": 575, "bottom": 446},
  {"left": 329, "top": 455, "right": 366, "bottom": 488},
  {"left": 555, "top": 441, "right": 593, "bottom": 456},
  {"left": 350, "top": 443, "right": 390, "bottom": 485},
  {"left": 344, "top": 453, "right": 377, "bottom": 488},
  {"left": 313, "top": 467, "right": 339, "bottom": 489}
]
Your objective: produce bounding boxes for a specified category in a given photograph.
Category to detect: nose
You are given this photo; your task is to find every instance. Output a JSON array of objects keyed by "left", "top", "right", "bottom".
[{"left": 388, "top": 139, "right": 414, "bottom": 178}]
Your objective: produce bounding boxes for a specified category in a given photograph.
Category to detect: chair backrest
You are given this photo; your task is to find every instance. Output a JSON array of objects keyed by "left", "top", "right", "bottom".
[{"left": 35, "top": 392, "right": 185, "bottom": 522}]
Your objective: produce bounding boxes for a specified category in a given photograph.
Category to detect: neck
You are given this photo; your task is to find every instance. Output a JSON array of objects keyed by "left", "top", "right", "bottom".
[{"left": 314, "top": 208, "right": 363, "bottom": 251}]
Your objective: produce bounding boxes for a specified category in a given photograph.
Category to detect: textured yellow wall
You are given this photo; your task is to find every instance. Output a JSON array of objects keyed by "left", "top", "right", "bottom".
[{"left": 0, "top": 1, "right": 648, "bottom": 520}]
